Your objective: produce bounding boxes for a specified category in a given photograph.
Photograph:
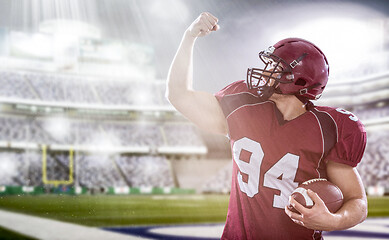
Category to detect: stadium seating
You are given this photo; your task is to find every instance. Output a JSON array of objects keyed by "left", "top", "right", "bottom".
[
  {"left": 115, "top": 155, "right": 174, "bottom": 187},
  {"left": 77, "top": 154, "right": 127, "bottom": 188},
  {"left": 0, "top": 71, "right": 38, "bottom": 100},
  {"left": 201, "top": 163, "right": 232, "bottom": 194},
  {"left": 163, "top": 124, "right": 205, "bottom": 147},
  {"left": 354, "top": 105, "right": 389, "bottom": 120},
  {"left": 0, "top": 114, "right": 204, "bottom": 147},
  {"left": 0, "top": 151, "right": 42, "bottom": 186},
  {"left": 0, "top": 69, "right": 387, "bottom": 194},
  {"left": 0, "top": 150, "right": 175, "bottom": 189},
  {"left": 357, "top": 130, "right": 389, "bottom": 190},
  {"left": 0, "top": 70, "right": 169, "bottom": 106},
  {"left": 0, "top": 114, "right": 202, "bottom": 189}
]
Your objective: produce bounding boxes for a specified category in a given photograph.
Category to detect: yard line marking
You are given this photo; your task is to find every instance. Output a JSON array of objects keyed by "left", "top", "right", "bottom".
[{"left": 0, "top": 209, "right": 146, "bottom": 240}]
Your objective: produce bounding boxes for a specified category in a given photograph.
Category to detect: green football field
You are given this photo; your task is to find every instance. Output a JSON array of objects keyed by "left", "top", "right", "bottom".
[
  {"left": 0, "top": 194, "right": 388, "bottom": 239},
  {"left": 0, "top": 194, "right": 388, "bottom": 226},
  {"left": 0, "top": 194, "right": 229, "bottom": 227}
]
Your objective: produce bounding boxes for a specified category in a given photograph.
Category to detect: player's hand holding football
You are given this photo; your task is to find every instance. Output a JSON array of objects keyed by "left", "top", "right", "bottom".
[
  {"left": 186, "top": 12, "right": 220, "bottom": 38},
  {"left": 285, "top": 189, "right": 339, "bottom": 231}
]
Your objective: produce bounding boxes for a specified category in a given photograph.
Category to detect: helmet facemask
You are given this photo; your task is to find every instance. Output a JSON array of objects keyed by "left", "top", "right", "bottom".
[{"left": 246, "top": 51, "right": 293, "bottom": 99}]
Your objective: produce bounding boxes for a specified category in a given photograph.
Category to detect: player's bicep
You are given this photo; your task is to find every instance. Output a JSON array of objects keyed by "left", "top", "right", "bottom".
[
  {"left": 326, "top": 160, "right": 366, "bottom": 202},
  {"left": 169, "top": 90, "right": 227, "bottom": 135}
]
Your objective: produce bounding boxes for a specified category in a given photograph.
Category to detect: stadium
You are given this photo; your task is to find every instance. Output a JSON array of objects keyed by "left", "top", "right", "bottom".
[{"left": 0, "top": 0, "right": 388, "bottom": 239}]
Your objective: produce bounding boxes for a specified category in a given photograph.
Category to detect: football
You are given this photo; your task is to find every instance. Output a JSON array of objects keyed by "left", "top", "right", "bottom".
[{"left": 288, "top": 178, "right": 343, "bottom": 213}]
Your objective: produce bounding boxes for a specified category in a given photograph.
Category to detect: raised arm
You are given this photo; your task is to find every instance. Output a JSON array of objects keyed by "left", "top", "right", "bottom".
[{"left": 166, "top": 12, "right": 227, "bottom": 135}]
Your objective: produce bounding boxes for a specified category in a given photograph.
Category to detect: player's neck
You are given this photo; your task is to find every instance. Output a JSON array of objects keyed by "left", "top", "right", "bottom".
[{"left": 270, "top": 94, "right": 307, "bottom": 121}]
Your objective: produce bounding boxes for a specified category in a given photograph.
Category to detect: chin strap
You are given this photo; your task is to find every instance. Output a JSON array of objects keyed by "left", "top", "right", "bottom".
[
  {"left": 296, "top": 96, "right": 315, "bottom": 110},
  {"left": 276, "top": 83, "right": 321, "bottom": 98},
  {"left": 255, "top": 83, "right": 321, "bottom": 102}
]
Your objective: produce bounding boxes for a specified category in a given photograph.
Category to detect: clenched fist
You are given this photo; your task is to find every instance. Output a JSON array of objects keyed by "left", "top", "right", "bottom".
[{"left": 187, "top": 12, "right": 220, "bottom": 38}]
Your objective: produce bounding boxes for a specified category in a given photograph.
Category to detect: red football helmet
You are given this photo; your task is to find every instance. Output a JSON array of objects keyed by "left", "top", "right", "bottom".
[{"left": 247, "top": 38, "right": 329, "bottom": 100}]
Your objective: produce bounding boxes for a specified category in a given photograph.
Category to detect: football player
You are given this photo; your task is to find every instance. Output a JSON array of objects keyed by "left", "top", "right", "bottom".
[{"left": 166, "top": 12, "right": 367, "bottom": 239}]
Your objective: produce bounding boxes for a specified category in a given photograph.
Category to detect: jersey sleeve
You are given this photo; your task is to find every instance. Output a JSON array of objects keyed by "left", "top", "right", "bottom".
[
  {"left": 214, "top": 80, "right": 247, "bottom": 102},
  {"left": 325, "top": 108, "right": 367, "bottom": 167},
  {"left": 214, "top": 80, "right": 251, "bottom": 118}
]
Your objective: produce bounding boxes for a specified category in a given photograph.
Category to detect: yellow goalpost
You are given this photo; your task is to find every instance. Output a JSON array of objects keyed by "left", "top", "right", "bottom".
[{"left": 41, "top": 145, "right": 74, "bottom": 187}]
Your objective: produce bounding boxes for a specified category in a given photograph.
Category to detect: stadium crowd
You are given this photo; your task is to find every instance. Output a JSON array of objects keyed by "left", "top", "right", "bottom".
[
  {"left": 0, "top": 151, "right": 174, "bottom": 189},
  {"left": 0, "top": 110, "right": 387, "bottom": 193},
  {"left": 0, "top": 114, "right": 204, "bottom": 147},
  {"left": 0, "top": 69, "right": 387, "bottom": 194},
  {"left": 0, "top": 70, "right": 168, "bottom": 106}
]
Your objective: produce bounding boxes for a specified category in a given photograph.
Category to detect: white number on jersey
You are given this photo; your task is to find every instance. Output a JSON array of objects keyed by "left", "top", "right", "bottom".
[
  {"left": 336, "top": 108, "right": 358, "bottom": 121},
  {"left": 233, "top": 137, "right": 299, "bottom": 209},
  {"left": 263, "top": 153, "right": 299, "bottom": 208},
  {"left": 233, "top": 137, "right": 263, "bottom": 197}
]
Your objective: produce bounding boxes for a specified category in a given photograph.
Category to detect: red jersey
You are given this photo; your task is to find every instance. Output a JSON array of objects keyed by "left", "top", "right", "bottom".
[{"left": 215, "top": 80, "right": 367, "bottom": 240}]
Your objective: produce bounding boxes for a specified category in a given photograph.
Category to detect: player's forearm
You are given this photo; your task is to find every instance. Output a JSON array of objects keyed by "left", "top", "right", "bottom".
[
  {"left": 166, "top": 31, "right": 197, "bottom": 104},
  {"left": 330, "top": 197, "right": 367, "bottom": 231}
]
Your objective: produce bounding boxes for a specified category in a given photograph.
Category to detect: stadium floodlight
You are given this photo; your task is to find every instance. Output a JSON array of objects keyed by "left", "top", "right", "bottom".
[
  {"left": 88, "top": 132, "right": 121, "bottom": 153},
  {"left": 0, "top": 157, "right": 17, "bottom": 181},
  {"left": 38, "top": 19, "right": 101, "bottom": 70},
  {"left": 30, "top": 106, "right": 37, "bottom": 112},
  {"left": 10, "top": 32, "right": 53, "bottom": 58},
  {"left": 39, "top": 19, "right": 100, "bottom": 39},
  {"left": 43, "top": 116, "right": 71, "bottom": 142},
  {"left": 127, "top": 88, "right": 153, "bottom": 106}
]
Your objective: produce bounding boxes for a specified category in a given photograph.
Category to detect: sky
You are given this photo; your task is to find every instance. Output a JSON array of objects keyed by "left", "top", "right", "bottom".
[{"left": 0, "top": 0, "right": 388, "bottom": 93}]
